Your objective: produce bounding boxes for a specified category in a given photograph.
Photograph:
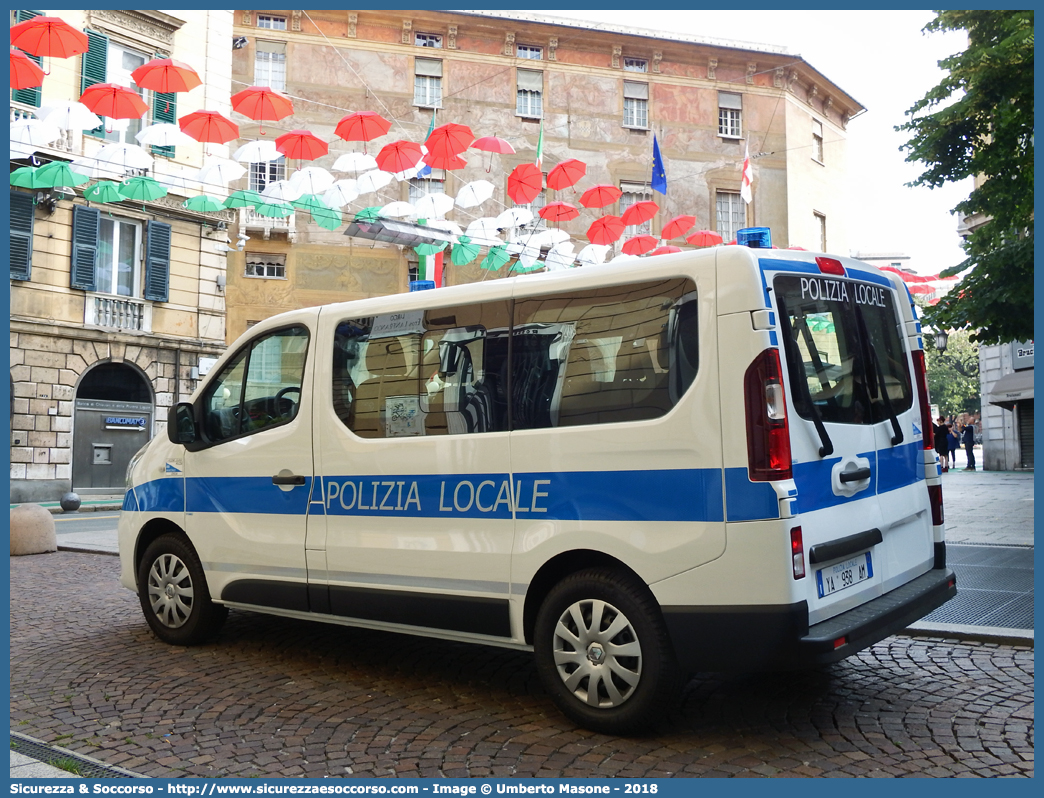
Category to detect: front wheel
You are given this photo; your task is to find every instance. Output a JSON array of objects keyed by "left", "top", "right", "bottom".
[
  {"left": 137, "top": 533, "right": 227, "bottom": 645},
  {"left": 534, "top": 568, "right": 680, "bottom": 734}
]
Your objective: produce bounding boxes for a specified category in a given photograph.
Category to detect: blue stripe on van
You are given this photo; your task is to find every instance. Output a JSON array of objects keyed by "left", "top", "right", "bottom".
[
  {"left": 186, "top": 476, "right": 314, "bottom": 515},
  {"left": 791, "top": 441, "right": 924, "bottom": 514},
  {"left": 876, "top": 441, "right": 925, "bottom": 493},
  {"left": 125, "top": 478, "right": 184, "bottom": 513},
  {"left": 723, "top": 468, "right": 780, "bottom": 521}
]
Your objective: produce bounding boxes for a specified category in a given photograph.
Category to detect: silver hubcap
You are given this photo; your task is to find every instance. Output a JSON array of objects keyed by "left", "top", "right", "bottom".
[
  {"left": 147, "top": 553, "right": 194, "bottom": 629},
  {"left": 552, "top": 599, "right": 642, "bottom": 708}
]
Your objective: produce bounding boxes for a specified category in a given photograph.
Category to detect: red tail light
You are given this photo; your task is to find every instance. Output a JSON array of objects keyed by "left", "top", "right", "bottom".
[
  {"left": 928, "top": 483, "right": 944, "bottom": 526},
  {"left": 744, "top": 348, "right": 792, "bottom": 481},
  {"left": 790, "top": 526, "right": 805, "bottom": 579},
  {"left": 912, "top": 349, "right": 934, "bottom": 450}
]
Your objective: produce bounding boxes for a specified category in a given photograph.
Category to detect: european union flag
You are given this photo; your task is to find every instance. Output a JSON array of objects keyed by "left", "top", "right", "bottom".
[{"left": 651, "top": 135, "right": 667, "bottom": 195}]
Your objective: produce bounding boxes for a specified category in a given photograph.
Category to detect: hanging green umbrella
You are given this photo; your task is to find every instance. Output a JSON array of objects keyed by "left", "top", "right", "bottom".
[
  {"left": 10, "top": 166, "right": 42, "bottom": 189},
  {"left": 414, "top": 240, "right": 448, "bottom": 258},
  {"left": 310, "top": 205, "right": 342, "bottom": 231},
  {"left": 291, "top": 193, "right": 326, "bottom": 211},
  {"left": 480, "top": 245, "right": 511, "bottom": 271},
  {"left": 224, "top": 189, "right": 262, "bottom": 209},
  {"left": 509, "top": 259, "right": 543, "bottom": 274},
  {"left": 34, "top": 161, "right": 90, "bottom": 189},
  {"left": 84, "top": 181, "right": 125, "bottom": 204},
  {"left": 354, "top": 206, "right": 381, "bottom": 223},
  {"left": 120, "top": 175, "right": 167, "bottom": 202},
  {"left": 253, "top": 200, "right": 294, "bottom": 218},
  {"left": 450, "top": 235, "right": 481, "bottom": 266},
  {"left": 183, "top": 194, "right": 225, "bottom": 213}
]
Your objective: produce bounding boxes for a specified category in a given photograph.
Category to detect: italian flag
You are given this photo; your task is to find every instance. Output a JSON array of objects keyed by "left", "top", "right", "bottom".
[
  {"left": 418, "top": 250, "right": 443, "bottom": 287},
  {"left": 535, "top": 119, "right": 544, "bottom": 168}
]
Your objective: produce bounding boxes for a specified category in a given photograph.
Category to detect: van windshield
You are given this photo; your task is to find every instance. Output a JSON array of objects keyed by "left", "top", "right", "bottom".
[{"left": 774, "top": 275, "right": 912, "bottom": 426}]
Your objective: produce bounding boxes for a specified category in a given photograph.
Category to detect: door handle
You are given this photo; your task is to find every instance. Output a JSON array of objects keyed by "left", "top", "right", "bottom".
[
  {"left": 839, "top": 467, "right": 872, "bottom": 484},
  {"left": 272, "top": 473, "right": 305, "bottom": 486}
]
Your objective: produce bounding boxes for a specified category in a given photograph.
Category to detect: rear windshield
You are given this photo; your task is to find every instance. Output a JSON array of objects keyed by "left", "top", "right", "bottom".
[{"left": 773, "top": 275, "right": 912, "bottom": 426}]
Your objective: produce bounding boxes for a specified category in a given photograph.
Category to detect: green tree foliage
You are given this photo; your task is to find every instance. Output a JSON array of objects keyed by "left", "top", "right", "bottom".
[
  {"left": 896, "top": 10, "right": 1033, "bottom": 344},
  {"left": 924, "top": 328, "right": 980, "bottom": 417}
]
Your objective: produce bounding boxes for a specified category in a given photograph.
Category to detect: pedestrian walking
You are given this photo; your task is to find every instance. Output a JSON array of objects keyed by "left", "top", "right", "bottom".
[
  {"left": 962, "top": 422, "right": 976, "bottom": 470},
  {"left": 934, "top": 416, "right": 950, "bottom": 471},
  {"left": 948, "top": 423, "right": 960, "bottom": 469}
]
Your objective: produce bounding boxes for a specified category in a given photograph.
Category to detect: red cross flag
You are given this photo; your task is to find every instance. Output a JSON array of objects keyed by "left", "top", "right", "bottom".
[{"left": 740, "top": 142, "right": 753, "bottom": 204}]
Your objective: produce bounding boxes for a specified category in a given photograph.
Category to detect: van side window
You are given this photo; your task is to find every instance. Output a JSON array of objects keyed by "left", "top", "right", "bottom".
[{"left": 201, "top": 325, "right": 309, "bottom": 444}]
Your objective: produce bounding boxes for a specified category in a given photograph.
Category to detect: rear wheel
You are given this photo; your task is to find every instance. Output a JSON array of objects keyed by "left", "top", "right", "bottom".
[
  {"left": 137, "top": 534, "right": 227, "bottom": 645},
  {"left": 534, "top": 568, "right": 680, "bottom": 734}
]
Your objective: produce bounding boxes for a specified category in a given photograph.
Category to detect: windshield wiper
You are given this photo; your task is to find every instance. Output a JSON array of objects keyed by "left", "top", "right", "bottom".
[
  {"left": 855, "top": 306, "right": 904, "bottom": 447},
  {"left": 778, "top": 305, "right": 833, "bottom": 458}
]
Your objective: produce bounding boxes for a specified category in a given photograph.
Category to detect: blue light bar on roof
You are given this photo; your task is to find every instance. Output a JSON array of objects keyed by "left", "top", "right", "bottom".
[{"left": 737, "top": 227, "right": 772, "bottom": 248}]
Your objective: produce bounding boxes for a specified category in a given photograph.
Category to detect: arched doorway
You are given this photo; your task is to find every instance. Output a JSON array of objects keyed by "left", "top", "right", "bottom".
[{"left": 72, "top": 362, "right": 153, "bottom": 492}]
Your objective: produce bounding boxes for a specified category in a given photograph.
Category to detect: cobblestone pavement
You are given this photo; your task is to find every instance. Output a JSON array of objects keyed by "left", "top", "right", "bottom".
[{"left": 11, "top": 553, "right": 1033, "bottom": 779}]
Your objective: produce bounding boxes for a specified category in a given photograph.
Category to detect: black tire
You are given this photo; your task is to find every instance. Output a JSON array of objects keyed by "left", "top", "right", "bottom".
[
  {"left": 534, "top": 568, "right": 680, "bottom": 734},
  {"left": 137, "top": 533, "right": 228, "bottom": 645}
]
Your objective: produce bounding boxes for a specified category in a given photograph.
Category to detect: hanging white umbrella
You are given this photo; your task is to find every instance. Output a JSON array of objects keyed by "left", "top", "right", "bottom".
[
  {"left": 68, "top": 155, "right": 118, "bottom": 181},
  {"left": 234, "top": 139, "right": 281, "bottom": 163},
  {"left": 425, "top": 218, "right": 464, "bottom": 236},
  {"left": 198, "top": 158, "right": 247, "bottom": 187},
  {"left": 495, "top": 207, "right": 533, "bottom": 228},
  {"left": 39, "top": 101, "right": 101, "bottom": 132},
  {"left": 323, "top": 179, "right": 359, "bottom": 208},
  {"left": 545, "top": 241, "right": 577, "bottom": 271},
  {"left": 392, "top": 164, "right": 422, "bottom": 182},
  {"left": 260, "top": 179, "right": 302, "bottom": 203},
  {"left": 455, "top": 179, "right": 495, "bottom": 209},
  {"left": 611, "top": 252, "right": 639, "bottom": 263},
  {"left": 10, "top": 140, "right": 35, "bottom": 160},
  {"left": 466, "top": 217, "right": 503, "bottom": 241},
  {"left": 96, "top": 142, "right": 154, "bottom": 171},
  {"left": 518, "top": 246, "right": 542, "bottom": 270},
  {"left": 576, "top": 244, "right": 611, "bottom": 266},
  {"left": 333, "top": 151, "right": 377, "bottom": 173},
  {"left": 10, "top": 119, "right": 63, "bottom": 147},
  {"left": 378, "top": 201, "right": 416, "bottom": 219},
  {"left": 135, "top": 122, "right": 196, "bottom": 148},
  {"left": 355, "top": 168, "right": 393, "bottom": 195},
  {"left": 414, "top": 191, "right": 454, "bottom": 219},
  {"left": 288, "top": 166, "right": 335, "bottom": 196}
]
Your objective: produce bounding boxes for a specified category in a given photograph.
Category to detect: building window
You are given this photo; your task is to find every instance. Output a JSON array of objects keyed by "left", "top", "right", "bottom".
[
  {"left": 620, "top": 182, "right": 652, "bottom": 236},
  {"left": 249, "top": 158, "right": 286, "bottom": 193},
  {"left": 517, "top": 44, "right": 542, "bottom": 60},
  {"left": 415, "top": 32, "right": 442, "bottom": 48},
  {"left": 254, "top": 40, "right": 286, "bottom": 92},
  {"left": 812, "top": 119, "right": 824, "bottom": 163},
  {"left": 718, "top": 92, "right": 742, "bottom": 139},
  {"left": 245, "top": 253, "right": 286, "bottom": 279},
  {"left": 256, "top": 15, "right": 286, "bottom": 30},
  {"left": 96, "top": 216, "right": 142, "bottom": 297},
  {"left": 623, "top": 58, "right": 647, "bottom": 73},
  {"left": 516, "top": 69, "right": 543, "bottom": 118},
  {"left": 623, "top": 81, "right": 648, "bottom": 129},
  {"left": 414, "top": 57, "right": 442, "bottom": 108},
  {"left": 408, "top": 177, "right": 444, "bottom": 204},
  {"left": 814, "top": 211, "right": 827, "bottom": 251},
  {"left": 103, "top": 41, "right": 149, "bottom": 144},
  {"left": 715, "top": 191, "right": 745, "bottom": 243}
]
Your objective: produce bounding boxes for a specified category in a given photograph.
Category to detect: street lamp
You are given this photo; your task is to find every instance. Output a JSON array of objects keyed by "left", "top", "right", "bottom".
[{"left": 934, "top": 331, "right": 949, "bottom": 352}]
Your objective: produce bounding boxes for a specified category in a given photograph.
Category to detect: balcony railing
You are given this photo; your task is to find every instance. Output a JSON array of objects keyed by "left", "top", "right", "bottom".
[
  {"left": 85, "top": 294, "right": 152, "bottom": 333},
  {"left": 241, "top": 207, "right": 297, "bottom": 241}
]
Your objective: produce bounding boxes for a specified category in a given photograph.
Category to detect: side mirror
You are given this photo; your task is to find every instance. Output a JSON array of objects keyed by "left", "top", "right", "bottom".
[{"left": 167, "top": 403, "right": 198, "bottom": 445}]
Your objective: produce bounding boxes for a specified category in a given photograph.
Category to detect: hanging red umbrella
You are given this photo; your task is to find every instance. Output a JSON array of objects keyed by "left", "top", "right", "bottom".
[
  {"left": 579, "top": 184, "right": 622, "bottom": 209},
  {"left": 423, "top": 151, "right": 468, "bottom": 171},
  {"left": 507, "top": 162, "right": 543, "bottom": 204},
  {"left": 425, "top": 122, "right": 473, "bottom": 157},
  {"left": 472, "top": 136, "right": 515, "bottom": 155},
  {"left": 275, "top": 129, "right": 329, "bottom": 161},
  {"left": 546, "top": 158, "right": 587, "bottom": 190},
  {"left": 79, "top": 83, "right": 148, "bottom": 119},
  {"left": 622, "top": 235, "right": 658, "bottom": 256},
  {"left": 231, "top": 85, "right": 294, "bottom": 134},
  {"left": 376, "top": 140, "right": 423, "bottom": 173},
  {"left": 621, "top": 200, "right": 659, "bottom": 227},
  {"left": 587, "top": 215, "right": 625, "bottom": 245},
  {"left": 10, "top": 47, "right": 44, "bottom": 90},
  {"left": 10, "top": 16, "right": 88, "bottom": 59},
  {"left": 785, "top": 245, "right": 808, "bottom": 251},
  {"left": 130, "top": 57, "right": 201, "bottom": 94},
  {"left": 649, "top": 245, "right": 683, "bottom": 256},
  {"left": 538, "top": 201, "right": 580, "bottom": 223},
  {"left": 334, "top": 111, "right": 391, "bottom": 142},
  {"left": 662, "top": 214, "right": 696, "bottom": 240},
  {"left": 686, "top": 230, "right": 723, "bottom": 247},
  {"left": 179, "top": 110, "right": 239, "bottom": 144},
  {"left": 880, "top": 266, "right": 934, "bottom": 283}
]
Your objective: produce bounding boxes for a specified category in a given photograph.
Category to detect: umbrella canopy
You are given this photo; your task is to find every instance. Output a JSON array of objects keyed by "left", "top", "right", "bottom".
[
  {"left": 223, "top": 189, "right": 262, "bottom": 209},
  {"left": 323, "top": 179, "right": 359, "bottom": 208},
  {"left": 198, "top": 158, "right": 247, "bottom": 187},
  {"left": 260, "top": 179, "right": 302, "bottom": 203},
  {"left": 10, "top": 16, "right": 88, "bottom": 58},
  {"left": 579, "top": 184, "right": 622, "bottom": 209},
  {"left": 472, "top": 136, "right": 515, "bottom": 155},
  {"left": 422, "top": 151, "right": 468, "bottom": 171},
  {"left": 96, "top": 142, "right": 153, "bottom": 170},
  {"left": 425, "top": 122, "right": 473, "bottom": 157},
  {"left": 586, "top": 215, "right": 625, "bottom": 245},
  {"left": 661, "top": 214, "right": 696, "bottom": 240},
  {"left": 309, "top": 204, "right": 342, "bottom": 231},
  {"left": 576, "top": 244, "right": 611, "bottom": 266},
  {"left": 288, "top": 166, "right": 335, "bottom": 196},
  {"left": 253, "top": 200, "right": 294, "bottom": 218},
  {"left": 276, "top": 129, "right": 329, "bottom": 161},
  {"left": 465, "top": 217, "right": 503, "bottom": 242},
  {"left": 33, "top": 160, "right": 89, "bottom": 188},
  {"left": 233, "top": 139, "right": 281, "bottom": 163},
  {"left": 120, "top": 175, "right": 167, "bottom": 201},
  {"left": 415, "top": 192, "right": 455, "bottom": 218},
  {"left": 481, "top": 245, "right": 511, "bottom": 271},
  {"left": 507, "top": 162, "right": 543, "bottom": 204},
  {"left": 425, "top": 219, "right": 464, "bottom": 237},
  {"left": 538, "top": 201, "right": 580, "bottom": 223},
  {"left": 333, "top": 151, "right": 377, "bottom": 173},
  {"left": 376, "top": 140, "right": 423, "bottom": 173},
  {"left": 130, "top": 58, "right": 201, "bottom": 93},
  {"left": 334, "top": 111, "right": 391, "bottom": 142},
  {"left": 290, "top": 193, "right": 327, "bottom": 211},
  {"left": 496, "top": 207, "right": 533, "bottom": 228},
  {"left": 39, "top": 101, "right": 100, "bottom": 131},
  {"left": 182, "top": 194, "right": 225, "bottom": 213},
  {"left": 10, "top": 47, "right": 44, "bottom": 90},
  {"left": 545, "top": 241, "right": 577, "bottom": 270},
  {"left": 179, "top": 110, "right": 239, "bottom": 144},
  {"left": 621, "top": 200, "right": 659, "bottom": 227},
  {"left": 546, "top": 158, "right": 587, "bottom": 190},
  {"left": 450, "top": 235, "right": 481, "bottom": 266},
  {"left": 354, "top": 206, "right": 382, "bottom": 223},
  {"left": 414, "top": 241, "right": 448, "bottom": 257},
  {"left": 83, "top": 181, "right": 125, "bottom": 204},
  {"left": 378, "top": 201, "right": 416, "bottom": 219},
  {"left": 79, "top": 83, "right": 148, "bottom": 119},
  {"left": 455, "top": 179, "right": 495, "bottom": 209},
  {"left": 392, "top": 164, "right": 422, "bottom": 181},
  {"left": 230, "top": 85, "right": 294, "bottom": 124},
  {"left": 10, "top": 118, "right": 63, "bottom": 147},
  {"left": 621, "top": 235, "right": 658, "bottom": 256},
  {"left": 355, "top": 168, "right": 393, "bottom": 195},
  {"left": 685, "top": 229, "right": 723, "bottom": 247},
  {"left": 649, "top": 245, "right": 683, "bottom": 256},
  {"left": 135, "top": 123, "right": 195, "bottom": 148},
  {"left": 10, "top": 166, "right": 40, "bottom": 188}
]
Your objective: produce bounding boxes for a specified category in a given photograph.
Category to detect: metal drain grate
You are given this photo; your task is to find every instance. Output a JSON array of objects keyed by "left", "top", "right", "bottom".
[
  {"left": 922, "top": 544, "right": 1035, "bottom": 629},
  {"left": 10, "top": 733, "right": 140, "bottom": 778}
]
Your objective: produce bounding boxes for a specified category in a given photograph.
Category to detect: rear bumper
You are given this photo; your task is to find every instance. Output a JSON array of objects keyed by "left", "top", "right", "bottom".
[{"left": 663, "top": 567, "right": 957, "bottom": 672}]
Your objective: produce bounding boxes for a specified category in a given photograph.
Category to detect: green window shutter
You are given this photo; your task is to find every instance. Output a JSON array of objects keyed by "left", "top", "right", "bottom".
[
  {"left": 70, "top": 204, "right": 99, "bottom": 291},
  {"left": 151, "top": 90, "right": 177, "bottom": 158},
  {"left": 10, "top": 190, "right": 35, "bottom": 281},
  {"left": 11, "top": 10, "right": 44, "bottom": 108},
  {"left": 144, "top": 220, "right": 171, "bottom": 302},
  {"left": 81, "top": 30, "right": 108, "bottom": 137}
]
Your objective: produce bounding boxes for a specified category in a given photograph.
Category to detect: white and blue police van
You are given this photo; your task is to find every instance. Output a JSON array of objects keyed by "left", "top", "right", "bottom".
[{"left": 119, "top": 228, "right": 955, "bottom": 733}]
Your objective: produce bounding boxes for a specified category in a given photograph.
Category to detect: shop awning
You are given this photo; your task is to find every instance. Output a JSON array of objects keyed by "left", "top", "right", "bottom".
[{"left": 986, "top": 370, "right": 1034, "bottom": 409}]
